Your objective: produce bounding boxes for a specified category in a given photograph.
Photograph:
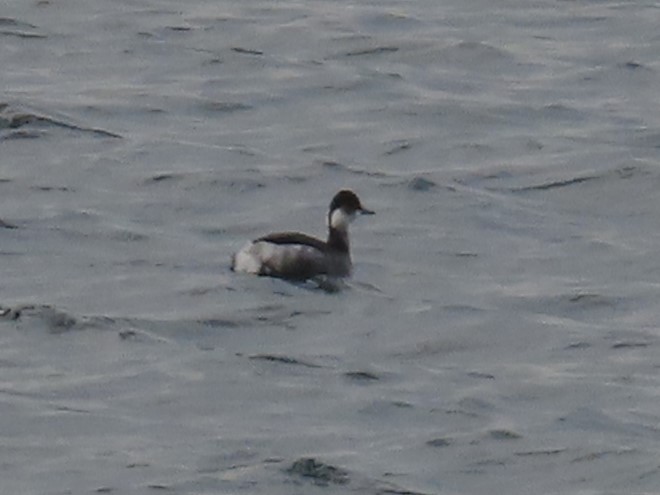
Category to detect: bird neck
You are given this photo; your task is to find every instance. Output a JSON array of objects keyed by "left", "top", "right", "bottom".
[{"left": 327, "top": 226, "right": 349, "bottom": 253}]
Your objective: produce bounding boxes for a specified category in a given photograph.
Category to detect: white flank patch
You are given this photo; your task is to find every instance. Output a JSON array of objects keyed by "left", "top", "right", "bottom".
[
  {"left": 233, "top": 240, "right": 325, "bottom": 277},
  {"left": 232, "top": 241, "right": 263, "bottom": 274}
]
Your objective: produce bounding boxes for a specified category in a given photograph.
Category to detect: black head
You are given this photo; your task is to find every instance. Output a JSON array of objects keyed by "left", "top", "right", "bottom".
[{"left": 328, "top": 190, "right": 374, "bottom": 215}]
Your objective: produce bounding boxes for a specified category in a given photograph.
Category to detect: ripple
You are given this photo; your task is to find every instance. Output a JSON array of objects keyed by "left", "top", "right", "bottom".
[
  {"left": 407, "top": 176, "right": 437, "bottom": 192},
  {"left": 488, "top": 429, "right": 522, "bottom": 441},
  {"left": 344, "top": 370, "right": 380, "bottom": 382},
  {"left": 0, "top": 17, "right": 45, "bottom": 39},
  {"left": 426, "top": 437, "right": 452, "bottom": 448},
  {"left": 0, "top": 218, "right": 18, "bottom": 229},
  {"left": 248, "top": 354, "right": 322, "bottom": 368},
  {"left": 511, "top": 174, "right": 600, "bottom": 192},
  {"left": 200, "top": 101, "right": 253, "bottom": 114},
  {"left": 285, "top": 458, "right": 349, "bottom": 486},
  {"left": 0, "top": 104, "right": 121, "bottom": 139},
  {"left": 231, "top": 46, "right": 264, "bottom": 56},
  {"left": 344, "top": 46, "right": 399, "bottom": 57}
]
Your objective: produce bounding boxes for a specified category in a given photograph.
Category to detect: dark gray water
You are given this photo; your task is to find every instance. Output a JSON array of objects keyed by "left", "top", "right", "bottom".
[{"left": 2, "top": 1, "right": 660, "bottom": 494}]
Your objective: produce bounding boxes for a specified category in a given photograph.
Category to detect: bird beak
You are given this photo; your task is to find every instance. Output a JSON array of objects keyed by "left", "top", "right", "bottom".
[{"left": 360, "top": 207, "right": 375, "bottom": 215}]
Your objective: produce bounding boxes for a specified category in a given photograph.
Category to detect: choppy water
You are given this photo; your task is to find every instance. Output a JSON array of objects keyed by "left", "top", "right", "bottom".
[{"left": 3, "top": 1, "right": 660, "bottom": 494}]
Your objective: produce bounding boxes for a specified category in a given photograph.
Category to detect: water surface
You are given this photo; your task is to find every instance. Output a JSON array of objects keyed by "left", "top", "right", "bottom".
[{"left": 2, "top": 1, "right": 660, "bottom": 493}]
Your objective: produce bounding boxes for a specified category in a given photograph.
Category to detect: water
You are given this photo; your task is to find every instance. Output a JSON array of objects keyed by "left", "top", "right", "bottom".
[{"left": 2, "top": 1, "right": 660, "bottom": 493}]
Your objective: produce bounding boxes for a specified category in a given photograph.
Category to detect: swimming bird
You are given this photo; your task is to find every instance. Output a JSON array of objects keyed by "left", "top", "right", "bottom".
[{"left": 231, "top": 190, "right": 374, "bottom": 280}]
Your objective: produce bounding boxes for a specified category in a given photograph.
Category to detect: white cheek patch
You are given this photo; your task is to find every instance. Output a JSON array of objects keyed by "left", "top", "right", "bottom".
[{"left": 329, "top": 208, "right": 354, "bottom": 230}]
